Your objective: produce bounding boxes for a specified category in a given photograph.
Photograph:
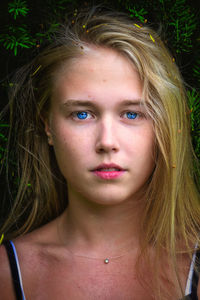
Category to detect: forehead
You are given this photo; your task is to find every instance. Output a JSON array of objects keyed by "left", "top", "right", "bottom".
[
  {"left": 55, "top": 46, "right": 141, "bottom": 84},
  {"left": 52, "top": 47, "right": 143, "bottom": 106}
]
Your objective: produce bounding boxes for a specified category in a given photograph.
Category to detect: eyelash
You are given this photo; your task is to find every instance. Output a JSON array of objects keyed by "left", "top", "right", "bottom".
[{"left": 70, "top": 110, "right": 145, "bottom": 121}]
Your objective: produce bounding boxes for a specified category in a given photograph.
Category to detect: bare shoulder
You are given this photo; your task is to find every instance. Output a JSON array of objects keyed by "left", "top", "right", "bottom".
[
  {"left": 0, "top": 243, "right": 16, "bottom": 299},
  {"left": 0, "top": 234, "right": 41, "bottom": 300},
  {"left": 0, "top": 217, "right": 61, "bottom": 299},
  {"left": 12, "top": 216, "right": 62, "bottom": 271}
]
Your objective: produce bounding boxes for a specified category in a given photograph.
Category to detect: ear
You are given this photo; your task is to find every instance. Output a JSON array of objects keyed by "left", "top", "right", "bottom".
[{"left": 41, "top": 114, "right": 54, "bottom": 146}]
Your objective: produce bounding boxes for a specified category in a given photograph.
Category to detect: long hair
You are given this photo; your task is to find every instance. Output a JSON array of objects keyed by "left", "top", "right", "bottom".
[{"left": 1, "top": 7, "right": 200, "bottom": 299}]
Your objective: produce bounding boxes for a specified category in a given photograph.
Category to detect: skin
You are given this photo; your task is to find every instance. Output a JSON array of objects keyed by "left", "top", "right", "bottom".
[{"left": 47, "top": 47, "right": 155, "bottom": 207}]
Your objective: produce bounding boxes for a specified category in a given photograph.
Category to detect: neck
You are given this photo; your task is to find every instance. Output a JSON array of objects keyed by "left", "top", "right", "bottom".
[{"left": 57, "top": 191, "right": 144, "bottom": 257}]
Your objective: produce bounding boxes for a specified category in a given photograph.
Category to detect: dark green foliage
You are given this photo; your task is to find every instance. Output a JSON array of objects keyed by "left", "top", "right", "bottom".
[
  {"left": 193, "top": 58, "right": 200, "bottom": 85},
  {"left": 0, "top": 25, "right": 35, "bottom": 56},
  {"left": 158, "top": 0, "right": 197, "bottom": 53},
  {"left": 35, "top": 23, "right": 60, "bottom": 44},
  {"left": 128, "top": 7, "right": 148, "bottom": 23},
  {"left": 0, "top": 0, "right": 34, "bottom": 55},
  {"left": 8, "top": 0, "right": 29, "bottom": 19}
]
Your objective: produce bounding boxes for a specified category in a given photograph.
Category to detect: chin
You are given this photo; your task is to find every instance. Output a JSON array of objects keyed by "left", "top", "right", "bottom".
[{"left": 87, "top": 190, "right": 135, "bottom": 206}]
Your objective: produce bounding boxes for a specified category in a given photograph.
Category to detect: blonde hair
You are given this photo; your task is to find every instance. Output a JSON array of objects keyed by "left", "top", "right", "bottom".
[{"left": 1, "top": 7, "right": 200, "bottom": 299}]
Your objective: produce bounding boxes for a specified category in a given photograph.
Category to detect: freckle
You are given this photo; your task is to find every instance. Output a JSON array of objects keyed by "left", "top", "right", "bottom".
[{"left": 103, "top": 79, "right": 107, "bottom": 82}]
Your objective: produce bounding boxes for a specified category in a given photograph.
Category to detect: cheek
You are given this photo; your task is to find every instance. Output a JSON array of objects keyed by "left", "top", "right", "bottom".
[
  {"left": 52, "top": 125, "right": 91, "bottom": 163},
  {"left": 141, "top": 134, "right": 155, "bottom": 161},
  {"left": 126, "top": 126, "right": 155, "bottom": 154},
  {"left": 131, "top": 130, "right": 155, "bottom": 172}
]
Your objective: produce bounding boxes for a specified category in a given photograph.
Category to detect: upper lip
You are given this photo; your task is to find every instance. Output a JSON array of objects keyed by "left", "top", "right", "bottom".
[{"left": 92, "top": 163, "right": 125, "bottom": 171}]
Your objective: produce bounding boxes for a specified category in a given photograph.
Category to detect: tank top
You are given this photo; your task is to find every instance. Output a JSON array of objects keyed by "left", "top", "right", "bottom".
[{"left": 3, "top": 240, "right": 200, "bottom": 300}]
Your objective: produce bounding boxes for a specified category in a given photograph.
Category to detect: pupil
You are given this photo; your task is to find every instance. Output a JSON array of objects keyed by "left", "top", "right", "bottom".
[
  {"left": 127, "top": 112, "right": 137, "bottom": 119},
  {"left": 77, "top": 112, "right": 87, "bottom": 119}
]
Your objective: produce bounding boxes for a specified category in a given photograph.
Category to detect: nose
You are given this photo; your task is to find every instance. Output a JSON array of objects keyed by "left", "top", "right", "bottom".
[{"left": 95, "top": 117, "right": 120, "bottom": 154}]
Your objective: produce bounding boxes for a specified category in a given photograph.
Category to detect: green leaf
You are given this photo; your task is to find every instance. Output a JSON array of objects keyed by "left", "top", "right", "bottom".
[
  {"left": 8, "top": 0, "right": 29, "bottom": 19},
  {"left": 0, "top": 124, "right": 9, "bottom": 128},
  {"left": 8, "top": 8, "right": 15, "bottom": 13},
  {"left": 20, "top": 44, "right": 30, "bottom": 48}
]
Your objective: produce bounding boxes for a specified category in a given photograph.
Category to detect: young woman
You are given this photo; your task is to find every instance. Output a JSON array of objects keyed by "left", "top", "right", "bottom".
[{"left": 0, "top": 7, "right": 199, "bottom": 300}]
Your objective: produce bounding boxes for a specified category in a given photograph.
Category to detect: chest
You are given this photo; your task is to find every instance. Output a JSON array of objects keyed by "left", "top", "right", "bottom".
[
  {"left": 22, "top": 257, "right": 184, "bottom": 300},
  {"left": 31, "top": 276, "right": 153, "bottom": 299}
]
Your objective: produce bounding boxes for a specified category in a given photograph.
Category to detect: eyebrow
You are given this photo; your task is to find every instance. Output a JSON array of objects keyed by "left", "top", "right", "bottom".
[{"left": 62, "top": 99, "right": 144, "bottom": 108}]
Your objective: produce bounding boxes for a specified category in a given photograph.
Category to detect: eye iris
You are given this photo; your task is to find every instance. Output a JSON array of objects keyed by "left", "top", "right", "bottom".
[
  {"left": 127, "top": 112, "right": 137, "bottom": 119},
  {"left": 77, "top": 112, "right": 87, "bottom": 119}
]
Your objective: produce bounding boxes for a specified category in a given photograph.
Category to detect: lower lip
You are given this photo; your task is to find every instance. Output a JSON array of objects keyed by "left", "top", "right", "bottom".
[{"left": 93, "top": 170, "right": 125, "bottom": 179}]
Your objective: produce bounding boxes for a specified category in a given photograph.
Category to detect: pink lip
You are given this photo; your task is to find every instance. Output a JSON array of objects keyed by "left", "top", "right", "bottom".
[
  {"left": 92, "top": 163, "right": 125, "bottom": 171},
  {"left": 93, "top": 170, "right": 125, "bottom": 179},
  {"left": 91, "top": 163, "right": 126, "bottom": 180}
]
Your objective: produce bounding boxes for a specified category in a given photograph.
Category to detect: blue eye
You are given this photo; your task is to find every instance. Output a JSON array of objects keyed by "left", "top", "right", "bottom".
[
  {"left": 126, "top": 112, "right": 138, "bottom": 119},
  {"left": 76, "top": 111, "right": 88, "bottom": 119},
  {"left": 71, "top": 111, "right": 94, "bottom": 121}
]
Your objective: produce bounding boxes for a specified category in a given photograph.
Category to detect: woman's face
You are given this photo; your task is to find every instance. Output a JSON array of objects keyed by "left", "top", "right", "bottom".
[{"left": 45, "top": 47, "right": 155, "bottom": 206}]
